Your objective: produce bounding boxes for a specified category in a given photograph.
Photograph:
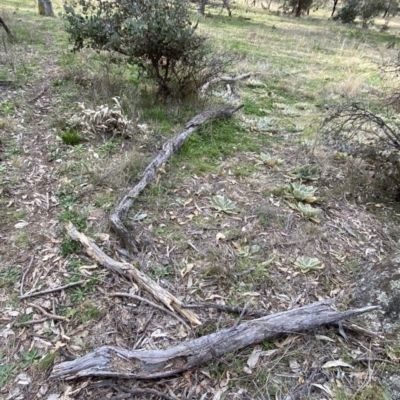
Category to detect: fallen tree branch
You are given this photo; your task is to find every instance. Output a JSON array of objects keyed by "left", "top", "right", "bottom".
[
  {"left": 109, "top": 105, "right": 243, "bottom": 253},
  {"left": 50, "top": 299, "right": 378, "bottom": 380},
  {"left": 200, "top": 73, "right": 251, "bottom": 93},
  {"left": 66, "top": 222, "right": 201, "bottom": 326}
]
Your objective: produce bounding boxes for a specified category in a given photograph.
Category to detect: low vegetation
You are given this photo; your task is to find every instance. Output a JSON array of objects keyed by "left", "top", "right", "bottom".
[{"left": 1, "top": 0, "right": 400, "bottom": 399}]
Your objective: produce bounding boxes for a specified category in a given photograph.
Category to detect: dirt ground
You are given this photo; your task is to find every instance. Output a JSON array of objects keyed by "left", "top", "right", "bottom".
[{"left": 1, "top": 1, "right": 400, "bottom": 399}]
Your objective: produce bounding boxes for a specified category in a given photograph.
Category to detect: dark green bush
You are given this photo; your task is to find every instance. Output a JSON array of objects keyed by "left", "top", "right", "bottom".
[
  {"left": 334, "top": 0, "right": 386, "bottom": 26},
  {"left": 334, "top": 0, "right": 358, "bottom": 23},
  {"left": 63, "top": 0, "right": 227, "bottom": 97}
]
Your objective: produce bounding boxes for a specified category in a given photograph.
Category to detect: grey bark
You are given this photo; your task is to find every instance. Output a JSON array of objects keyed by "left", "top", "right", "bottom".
[
  {"left": 38, "top": 0, "right": 54, "bottom": 16},
  {"left": 51, "top": 299, "right": 378, "bottom": 380}
]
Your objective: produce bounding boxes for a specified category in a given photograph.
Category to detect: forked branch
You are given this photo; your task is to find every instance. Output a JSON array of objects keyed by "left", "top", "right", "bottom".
[{"left": 51, "top": 299, "right": 378, "bottom": 380}]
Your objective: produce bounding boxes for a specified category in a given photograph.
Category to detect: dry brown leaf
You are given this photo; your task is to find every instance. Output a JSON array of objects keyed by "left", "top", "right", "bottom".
[
  {"left": 247, "top": 348, "right": 262, "bottom": 368},
  {"left": 275, "top": 335, "right": 299, "bottom": 348}
]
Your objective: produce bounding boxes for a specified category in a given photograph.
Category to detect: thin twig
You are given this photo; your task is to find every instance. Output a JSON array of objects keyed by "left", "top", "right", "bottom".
[
  {"left": 19, "top": 280, "right": 86, "bottom": 299},
  {"left": 108, "top": 292, "right": 191, "bottom": 330},
  {"left": 233, "top": 301, "right": 250, "bottom": 329},
  {"left": 351, "top": 358, "right": 396, "bottom": 365},
  {"left": 89, "top": 381, "right": 175, "bottom": 400},
  {"left": 15, "top": 318, "right": 48, "bottom": 327},
  {"left": 182, "top": 302, "right": 267, "bottom": 317},
  {"left": 27, "top": 303, "right": 69, "bottom": 322},
  {"left": 113, "top": 385, "right": 175, "bottom": 400},
  {"left": 20, "top": 255, "right": 35, "bottom": 296}
]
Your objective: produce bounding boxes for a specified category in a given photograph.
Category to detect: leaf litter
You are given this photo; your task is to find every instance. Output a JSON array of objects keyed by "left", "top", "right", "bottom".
[{"left": 1, "top": 5, "right": 400, "bottom": 400}]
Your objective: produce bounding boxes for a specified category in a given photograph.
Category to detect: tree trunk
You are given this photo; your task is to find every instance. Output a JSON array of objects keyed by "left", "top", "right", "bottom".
[
  {"left": 50, "top": 299, "right": 378, "bottom": 380},
  {"left": 197, "top": 0, "right": 207, "bottom": 16},
  {"left": 295, "top": 0, "right": 302, "bottom": 17},
  {"left": 0, "top": 16, "right": 13, "bottom": 36},
  {"left": 331, "top": 0, "right": 339, "bottom": 17},
  {"left": 38, "top": 0, "right": 54, "bottom": 16},
  {"left": 383, "top": 0, "right": 393, "bottom": 18}
]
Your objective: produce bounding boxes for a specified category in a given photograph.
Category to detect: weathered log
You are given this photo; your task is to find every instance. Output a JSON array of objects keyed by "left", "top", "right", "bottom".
[
  {"left": 50, "top": 299, "right": 378, "bottom": 380},
  {"left": 109, "top": 105, "right": 243, "bottom": 253},
  {"left": 66, "top": 222, "right": 201, "bottom": 326}
]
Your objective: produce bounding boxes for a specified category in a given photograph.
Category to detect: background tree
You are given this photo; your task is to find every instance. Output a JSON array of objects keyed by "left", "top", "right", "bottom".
[
  {"left": 334, "top": 0, "right": 387, "bottom": 26},
  {"left": 38, "top": 0, "right": 54, "bottom": 16},
  {"left": 63, "top": 0, "right": 227, "bottom": 97}
]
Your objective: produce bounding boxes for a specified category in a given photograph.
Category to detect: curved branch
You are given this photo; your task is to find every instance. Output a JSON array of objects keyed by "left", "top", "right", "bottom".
[{"left": 110, "top": 105, "right": 244, "bottom": 253}]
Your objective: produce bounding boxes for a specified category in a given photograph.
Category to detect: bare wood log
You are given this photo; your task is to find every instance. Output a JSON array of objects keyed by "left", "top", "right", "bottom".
[
  {"left": 200, "top": 73, "right": 251, "bottom": 93},
  {"left": 0, "top": 16, "right": 13, "bottom": 36},
  {"left": 109, "top": 105, "right": 243, "bottom": 253},
  {"left": 50, "top": 299, "right": 378, "bottom": 380},
  {"left": 66, "top": 222, "right": 201, "bottom": 326}
]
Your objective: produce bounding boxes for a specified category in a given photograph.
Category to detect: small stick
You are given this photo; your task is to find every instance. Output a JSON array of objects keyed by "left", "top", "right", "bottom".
[
  {"left": 109, "top": 292, "right": 191, "bottom": 330},
  {"left": 91, "top": 382, "right": 175, "bottom": 400},
  {"left": 233, "top": 301, "right": 250, "bottom": 329},
  {"left": 20, "top": 255, "right": 35, "bottom": 296},
  {"left": 15, "top": 318, "right": 48, "bottom": 327},
  {"left": 351, "top": 358, "right": 396, "bottom": 365},
  {"left": 182, "top": 302, "right": 267, "bottom": 317},
  {"left": 27, "top": 303, "right": 69, "bottom": 322},
  {"left": 19, "top": 280, "right": 86, "bottom": 299}
]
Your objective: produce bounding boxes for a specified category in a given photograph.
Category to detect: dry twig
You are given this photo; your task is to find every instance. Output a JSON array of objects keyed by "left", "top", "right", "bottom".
[
  {"left": 27, "top": 303, "right": 69, "bottom": 322},
  {"left": 20, "top": 255, "right": 35, "bottom": 296},
  {"left": 108, "top": 292, "right": 191, "bottom": 330},
  {"left": 19, "top": 280, "right": 86, "bottom": 299}
]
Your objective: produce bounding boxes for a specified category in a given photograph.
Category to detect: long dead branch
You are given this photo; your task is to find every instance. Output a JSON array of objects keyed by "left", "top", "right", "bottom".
[
  {"left": 110, "top": 105, "right": 243, "bottom": 253},
  {"left": 50, "top": 299, "right": 378, "bottom": 380},
  {"left": 66, "top": 222, "right": 201, "bottom": 326}
]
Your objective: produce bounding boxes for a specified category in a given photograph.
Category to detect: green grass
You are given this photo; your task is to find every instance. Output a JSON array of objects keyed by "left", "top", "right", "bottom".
[
  {"left": 0, "top": 267, "right": 20, "bottom": 288},
  {"left": 1, "top": 0, "right": 400, "bottom": 397},
  {"left": 61, "top": 131, "right": 82, "bottom": 146}
]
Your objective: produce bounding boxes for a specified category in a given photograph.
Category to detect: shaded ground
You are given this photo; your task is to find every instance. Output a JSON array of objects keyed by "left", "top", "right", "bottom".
[{"left": 1, "top": 1, "right": 400, "bottom": 399}]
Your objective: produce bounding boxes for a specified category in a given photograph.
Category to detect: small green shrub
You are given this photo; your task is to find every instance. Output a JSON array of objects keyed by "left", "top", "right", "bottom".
[
  {"left": 334, "top": 0, "right": 358, "bottom": 24},
  {"left": 63, "top": 0, "right": 227, "bottom": 97},
  {"left": 61, "top": 131, "right": 82, "bottom": 145},
  {"left": 60, "top": 239, "right": 81, "bottom": 257}
]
